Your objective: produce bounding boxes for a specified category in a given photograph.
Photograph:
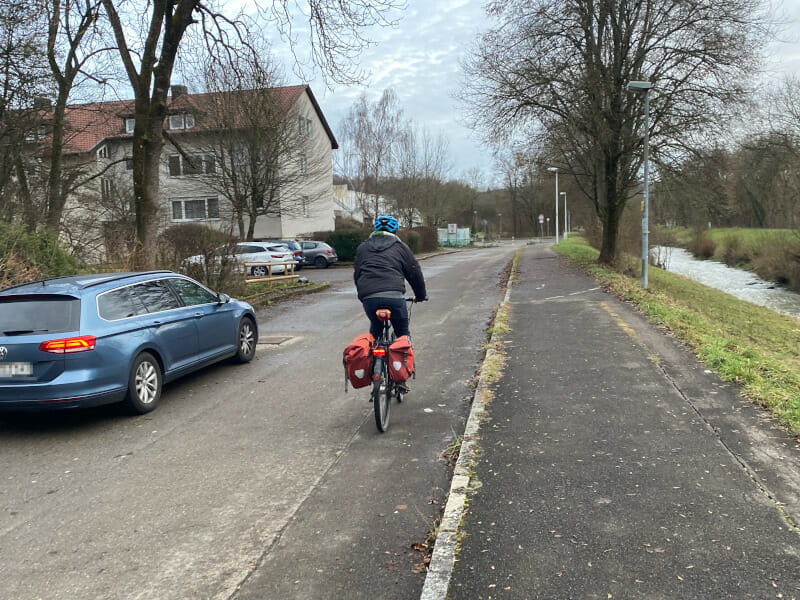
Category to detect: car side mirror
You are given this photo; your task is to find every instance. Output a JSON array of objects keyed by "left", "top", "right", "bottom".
[{"left": 217, "top": 293, "right": 231, "bottom": 304}]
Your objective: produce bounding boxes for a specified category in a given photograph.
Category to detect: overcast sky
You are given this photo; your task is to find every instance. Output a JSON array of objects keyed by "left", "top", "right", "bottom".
[{"left": 282, "top": 0, "right": 800, "bottom": 188}]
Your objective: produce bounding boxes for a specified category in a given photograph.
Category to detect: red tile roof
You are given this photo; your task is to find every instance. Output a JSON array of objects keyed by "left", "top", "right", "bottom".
[{"left": 59, "top": 85, "right": 338, "bottom": 154}]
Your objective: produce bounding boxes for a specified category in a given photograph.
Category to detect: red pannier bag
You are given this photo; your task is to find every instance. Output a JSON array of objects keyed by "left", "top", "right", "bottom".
[
  {"left": 388, "top": 335, "right": 414, "bottom": 383},
  {"left": 343, "top": 333, "right": 375, "bottom": 390}
]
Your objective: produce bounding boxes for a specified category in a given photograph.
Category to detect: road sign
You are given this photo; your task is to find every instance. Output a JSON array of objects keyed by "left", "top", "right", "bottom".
[
  {"left": 448, "top": 223, "right": 457, "bottom": 234},
  {"left": 538, "top": 214, "right": 544, "bottom": 224}
]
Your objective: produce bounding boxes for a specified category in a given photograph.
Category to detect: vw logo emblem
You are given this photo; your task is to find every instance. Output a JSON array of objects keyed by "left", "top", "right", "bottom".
[{"left": 0, "top": 346, "right": 7, "bottom": 360}]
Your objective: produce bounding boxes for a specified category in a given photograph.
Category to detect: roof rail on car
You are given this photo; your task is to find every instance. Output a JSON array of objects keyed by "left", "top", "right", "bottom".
[{"left": 78, "top": 270, "right": 174, "bottom": 289}]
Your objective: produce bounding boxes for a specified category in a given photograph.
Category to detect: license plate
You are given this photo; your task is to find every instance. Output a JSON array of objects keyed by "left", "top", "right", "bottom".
[{"left": 0, "top": 362, "right": 33, "bottom": 377}]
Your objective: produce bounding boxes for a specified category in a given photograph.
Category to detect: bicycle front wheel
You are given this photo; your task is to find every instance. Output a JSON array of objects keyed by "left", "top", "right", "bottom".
[{"left": 373, "top": 376, "right": 391, "bottom": 432}]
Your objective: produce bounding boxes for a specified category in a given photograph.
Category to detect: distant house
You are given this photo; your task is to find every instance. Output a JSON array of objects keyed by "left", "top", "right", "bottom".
[
  {"left": 332, "top": 184, "right": 423, "bottom": 228},
  {"left": 56, "top": 84, "right": 338, "bottom": 261}
]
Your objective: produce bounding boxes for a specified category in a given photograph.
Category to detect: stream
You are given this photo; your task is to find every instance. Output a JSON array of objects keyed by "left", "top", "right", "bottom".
[{"left": 652, "top": 246, "right": 800, "bottom": 320}]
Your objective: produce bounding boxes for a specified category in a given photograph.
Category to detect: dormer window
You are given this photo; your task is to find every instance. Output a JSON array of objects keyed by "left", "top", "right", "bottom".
[
  {"left": 168, "top": 113, "right": 195, "bottom": 130},
  {"left": 125, "top": 118, "right": 135, "bottom": 133},
  {"left": 97, "top": 145, "right": 109, "bottom": 159}
]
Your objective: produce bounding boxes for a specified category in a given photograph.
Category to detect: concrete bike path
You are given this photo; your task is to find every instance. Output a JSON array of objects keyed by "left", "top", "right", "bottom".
[{"left": 434, "top": 243, "right": 800, "bottom": 599}]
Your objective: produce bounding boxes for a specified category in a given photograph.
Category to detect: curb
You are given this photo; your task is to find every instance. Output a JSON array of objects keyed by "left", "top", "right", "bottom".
[{"left": 419, "top": 258, "right": 516, "bottom": 600}]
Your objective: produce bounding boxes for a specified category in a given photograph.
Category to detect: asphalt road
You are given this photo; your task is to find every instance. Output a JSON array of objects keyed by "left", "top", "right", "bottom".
[{"left": 0, "top": 243, "right": 519, "bottom": 600}]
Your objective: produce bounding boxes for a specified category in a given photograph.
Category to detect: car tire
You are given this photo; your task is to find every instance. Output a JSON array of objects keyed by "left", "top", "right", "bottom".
[
  {"left": 124, "top": 352, "right": 162, "bottom": 414},
  {"left": 314, "top": 256, "right": 329, "bottom": 268},
  {"left": 252, "top": 266, "right": 268, "bottom": 277},
  {"left": 235, "top": 317, "right": 257, "bottom": 363}
]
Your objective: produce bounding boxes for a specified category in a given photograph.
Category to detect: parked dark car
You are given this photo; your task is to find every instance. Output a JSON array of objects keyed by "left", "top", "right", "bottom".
[
  {"left": 264, "top": 240, "right": 306, "bottom": 270},
  {"left": 301, "top": 241, "right": 339, "bottom": 268},
  {"left": 0, "top": 271, "right": 258, "bottom": 414}
]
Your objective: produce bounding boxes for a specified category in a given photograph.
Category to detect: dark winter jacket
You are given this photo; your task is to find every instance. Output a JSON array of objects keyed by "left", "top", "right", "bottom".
[{"left": 353, "top": 232, "right": 427, "bottom": 301}]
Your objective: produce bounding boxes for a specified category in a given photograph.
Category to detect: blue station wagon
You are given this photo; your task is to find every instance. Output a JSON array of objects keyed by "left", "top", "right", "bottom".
[{"left": 0, "top": 271, "right": 258, "bottom": 414}]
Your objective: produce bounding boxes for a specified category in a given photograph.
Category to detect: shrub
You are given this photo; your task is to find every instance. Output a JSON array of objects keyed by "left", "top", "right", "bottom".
[
  {"left": 719, "top": 233, "right": 749, "bottom": 267},
  {"left": 0, "top": 223, "right": 78, "bottom": 287},
  {"left": 157, "top": 223, "right": 231, "bottom": 270},
  {"left": 326, "top": 229, "right": 368, "bottom": 261},
  {"left": 688, "top": 229, "right": 717, "bottom": 260},
  {"left": 751, "top": 237, "right": 800, "bottom": 292},
  {"left": 411, "top": 226, "right": 439, "bottom": 252},
  {"left": 398, "top": 230, "right": 420, "bottom": 253}
]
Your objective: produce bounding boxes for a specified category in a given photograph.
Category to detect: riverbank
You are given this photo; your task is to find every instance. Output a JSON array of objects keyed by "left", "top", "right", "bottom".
[
  {"left": 555, "top": 236, "right": 800, "bottom": 434},
  {"left": 660, "top": 226, "right": 800, "bottom": 292}
]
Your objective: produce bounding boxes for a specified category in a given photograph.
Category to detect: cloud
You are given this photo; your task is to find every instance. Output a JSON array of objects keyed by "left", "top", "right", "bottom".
[{"left": 308, "top": 0, "right": 492, "bottom": 179}]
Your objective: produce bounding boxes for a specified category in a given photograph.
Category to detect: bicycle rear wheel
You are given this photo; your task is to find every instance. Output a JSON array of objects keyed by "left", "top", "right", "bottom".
[{"left": 373, "top": 375, "right": 391, "bottom": 432}]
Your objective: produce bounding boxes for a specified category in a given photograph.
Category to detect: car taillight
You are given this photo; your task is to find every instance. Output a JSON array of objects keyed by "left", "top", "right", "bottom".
[
  {"left": 326, "top": 249, "right": 332, "bottom": 254},
  {"left": 271, "top": 254, "right": 286, "bottom": 258},
  {"left": 294, "top": 250, "right": 302, "bottom": 256},
  {"left": 39, "top": 335, "right": 96, "bottom": 354}
]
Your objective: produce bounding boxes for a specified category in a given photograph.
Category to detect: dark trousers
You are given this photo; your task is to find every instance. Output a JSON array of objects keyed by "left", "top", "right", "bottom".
[{"left": 362, "top": 296, "right": 410, "bottom": 340}]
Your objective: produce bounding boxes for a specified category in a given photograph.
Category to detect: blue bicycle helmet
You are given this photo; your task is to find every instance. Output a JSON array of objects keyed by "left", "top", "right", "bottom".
[{"left": 374, "top": 215, "right": 399, "bottom": 233}]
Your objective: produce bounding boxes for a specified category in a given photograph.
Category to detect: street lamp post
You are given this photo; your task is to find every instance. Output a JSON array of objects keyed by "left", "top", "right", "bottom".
[
  {"left": 560, "top": 191, "right": 567, "bottom": 239},
  {"left": 498, "top": 213, "right": 502, "bottom": 240},
  {"left": 627, "top": 80, "right": 653, "bottom": 289},
  {"left": 547, "top": 167, "right": 559, "bottom": 244}
]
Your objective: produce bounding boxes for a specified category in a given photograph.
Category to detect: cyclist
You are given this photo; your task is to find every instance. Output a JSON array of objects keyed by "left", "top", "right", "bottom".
[{"left": 354, "top": 215, "right": 427, "bottom": 344}]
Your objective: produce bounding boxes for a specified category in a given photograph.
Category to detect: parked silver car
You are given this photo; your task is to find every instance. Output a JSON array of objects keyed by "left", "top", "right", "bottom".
[
  {"left": 185, "top": 242, "right": 295, "bottom": 276},
  {"left": 301, "top": 241, "right": 338, "bottom": 268}
]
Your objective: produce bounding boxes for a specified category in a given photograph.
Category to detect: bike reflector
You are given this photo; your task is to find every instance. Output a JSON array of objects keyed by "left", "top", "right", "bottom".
[
  {"left": 376, "top": 309, "right": 391, "bottom": 321},
  {"left": 373, "top": 348, "right": 386, "bottom": 356}
]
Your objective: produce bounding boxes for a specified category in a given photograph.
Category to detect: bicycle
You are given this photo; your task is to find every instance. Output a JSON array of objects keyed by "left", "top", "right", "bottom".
[{"left": 371, "top": 298, "right": 415, "bottom": 433}]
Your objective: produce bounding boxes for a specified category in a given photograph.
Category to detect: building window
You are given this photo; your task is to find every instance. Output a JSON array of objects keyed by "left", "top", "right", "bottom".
[
  {"left": 97, "top": 145, "right": 109, "bottom": 159},
  {"left": 171, "top": 197, "right": 220, "bottom": 221},
  {"left": 100, "top": 178, "right": 113, "bottom": 201},
  {"left": 298, "top": 116, "right": 312, "bottom": 137},
  {"left": 125, "top": 118, "right": 135, "bottom": 133},
  {"left": 24, "top": 125, "right": 47, "bottom": 142},
  {"left": 168, "top": 154, "right": 215, "bottom": 176},
  {"left": 168, "top": 113, "right": 195, "bottom": 130},
  {"left": 125, "top": 157, "right": 134, "bottom": 170},
  {"left": 299, "top": 153, "right": 308, "bottom": 175},
  {"left": 302, "top": 195, "right": 309, "bottom": 217}
]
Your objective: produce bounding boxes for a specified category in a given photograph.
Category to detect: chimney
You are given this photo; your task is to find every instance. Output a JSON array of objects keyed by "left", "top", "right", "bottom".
[
  {"left": 33, "top": 96, "right": 52, "bottom": 110},
  {"left": 171, "top": 85, "right": 188, "bottom": 100}
]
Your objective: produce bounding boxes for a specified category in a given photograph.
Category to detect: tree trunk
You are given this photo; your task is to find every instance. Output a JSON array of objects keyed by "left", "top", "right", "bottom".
[
  {"left": 44, "top": 86, "right": 69, "bottom": 232},
  {"left": 14, "top": 156, "right": 36, "bottom": 232},
  {"left": 131, "top": 101, "right": 165, "bottom": 270},
  {"left": 597, "top": 153, "right": 621, "bottom": 265}
]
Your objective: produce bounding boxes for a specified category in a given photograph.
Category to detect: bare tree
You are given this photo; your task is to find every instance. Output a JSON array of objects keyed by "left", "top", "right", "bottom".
[
  {"left": 43, "top": 0, "right": 109, "bottom": 233},
  {"left": 198, "top": 57, "right": 331, "bottom": 240},
  {"left": 0, "top": 0, "right": 51, "bottom": 228},
  {"left": 100, "top": 0, "right": 403, "bottom": 269},
  {"left": 461, "top": 0, "right": 773, "bottom": 263},
  {"left": 337, "top": 89, "right": 406, "bottom": 222},
  {"left": 388, "top": 124, "right": 450, "bottom": 227}
]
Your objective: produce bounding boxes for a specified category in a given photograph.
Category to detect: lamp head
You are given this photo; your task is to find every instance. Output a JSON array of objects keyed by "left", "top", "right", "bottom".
[
  {"left": 547, "top": 167, "right": 558, "bottom": 173},
  {"left": 560, "top": 191, "right": 566, "bottom": 196},
  {"left": 626, "top": 80, "right": 653, "bottom": 91}
]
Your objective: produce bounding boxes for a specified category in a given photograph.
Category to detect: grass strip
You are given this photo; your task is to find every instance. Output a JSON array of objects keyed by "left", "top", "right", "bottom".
[{"left": 555, "top": 236, "right": 800, "bottom": 433}]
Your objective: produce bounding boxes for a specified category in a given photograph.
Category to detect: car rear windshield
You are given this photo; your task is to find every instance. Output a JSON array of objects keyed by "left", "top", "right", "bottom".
[{"left": 0, "top": 295, "right": 81, "bottom": 335}]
